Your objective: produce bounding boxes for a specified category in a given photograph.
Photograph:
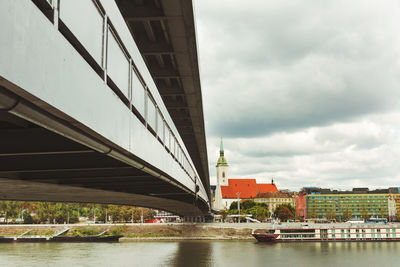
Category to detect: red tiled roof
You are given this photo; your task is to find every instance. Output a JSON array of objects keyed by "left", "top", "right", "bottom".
[
  {"left": 257, "top": 183, "right": 278, "bottom": 193},
  {"left": 221, "top": 179, "right": 278, "bottom": 199}
]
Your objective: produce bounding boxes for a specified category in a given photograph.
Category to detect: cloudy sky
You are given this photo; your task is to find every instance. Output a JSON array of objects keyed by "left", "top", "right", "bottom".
[{"left": 194, "top": 0, "right": 400, "bottom": 190}]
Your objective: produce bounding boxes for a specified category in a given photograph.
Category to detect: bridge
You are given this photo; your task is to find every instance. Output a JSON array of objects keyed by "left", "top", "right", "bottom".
[{"left": 0, "top": 0, "right": 210, "bottom": 218}]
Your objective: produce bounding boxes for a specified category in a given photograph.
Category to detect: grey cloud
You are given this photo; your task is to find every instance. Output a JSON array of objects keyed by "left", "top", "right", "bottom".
[{"left": 197, "top": 0, "right": 400, "bottom": 138}]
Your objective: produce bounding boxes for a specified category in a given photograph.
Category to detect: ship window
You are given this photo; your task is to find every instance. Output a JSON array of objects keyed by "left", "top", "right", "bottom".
[
  {"left": 392, "top": 229, "right": 396, "bottom": 232},
  {"left": 332, "top": 234, "right": 336, "bottom": 238},
  {"left": 341, "top": 234, "right": 345, "bottom": 238},
  {"left": 393, "top": 234, "right": 396, "bottom": 238}
]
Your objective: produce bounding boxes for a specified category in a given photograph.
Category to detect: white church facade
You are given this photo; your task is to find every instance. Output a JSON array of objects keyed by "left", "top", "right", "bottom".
[{"left": 213, "top": 138, "right": 278, "bottom": 210}]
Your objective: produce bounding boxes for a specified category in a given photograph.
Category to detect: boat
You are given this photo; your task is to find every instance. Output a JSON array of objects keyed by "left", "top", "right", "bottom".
[{"left": 252, "top": 224, "right": 400, "bottom": 242}]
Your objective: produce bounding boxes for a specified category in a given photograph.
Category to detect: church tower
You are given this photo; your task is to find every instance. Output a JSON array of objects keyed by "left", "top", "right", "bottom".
[
  {"left": 214, "top": 137, "right": 228, "bottom": 210},
  {"left": 216, "top": 137, "right": 228, "bottom": 186}
]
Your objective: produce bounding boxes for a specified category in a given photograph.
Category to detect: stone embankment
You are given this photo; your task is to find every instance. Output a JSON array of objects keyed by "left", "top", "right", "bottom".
[{"left": 0, "top": 223, "right": 264, "bottom": 240}]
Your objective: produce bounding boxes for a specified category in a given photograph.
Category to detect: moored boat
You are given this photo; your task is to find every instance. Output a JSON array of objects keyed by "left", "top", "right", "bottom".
[{"left": 252, "top": 224, "right": 400, "bottom": 242}]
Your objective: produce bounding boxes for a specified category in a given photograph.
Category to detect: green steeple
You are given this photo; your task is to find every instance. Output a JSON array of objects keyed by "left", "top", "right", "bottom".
[{"left": 217, "top": 137, "right": 228, "bottom": 167}]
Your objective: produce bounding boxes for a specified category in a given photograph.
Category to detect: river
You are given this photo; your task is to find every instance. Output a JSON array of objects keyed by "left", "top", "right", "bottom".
[{"left": 0, "top": 241, "right": 399, "bottom": 266}]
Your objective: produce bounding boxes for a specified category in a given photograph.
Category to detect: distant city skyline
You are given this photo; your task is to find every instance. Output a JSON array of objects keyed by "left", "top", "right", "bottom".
[{"left": 195, "top": 0, "right": 400, "bottom": 190}]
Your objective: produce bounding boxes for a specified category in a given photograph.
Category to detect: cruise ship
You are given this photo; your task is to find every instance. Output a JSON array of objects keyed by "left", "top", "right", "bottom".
[{"left": 252, "top": 224, "right": 400, "bottom": 242}]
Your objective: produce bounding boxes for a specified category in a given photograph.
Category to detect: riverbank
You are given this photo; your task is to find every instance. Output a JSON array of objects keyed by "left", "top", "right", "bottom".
[{"left": 0, "top": 223, "right": 260, "bottom": 240}]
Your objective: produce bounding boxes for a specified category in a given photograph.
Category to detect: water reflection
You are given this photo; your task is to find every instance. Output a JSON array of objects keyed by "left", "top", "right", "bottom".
[
  {"left": 1, "top": 241, "right": 400, "bottom": 267},
  {"left": 167, "top": 241, "right": 213, "bottom": 267}
]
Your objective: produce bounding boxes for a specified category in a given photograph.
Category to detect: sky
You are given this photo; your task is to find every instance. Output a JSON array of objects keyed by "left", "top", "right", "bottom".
[{"left": 194, "top": 0, "right": 400, "bottom": 190}]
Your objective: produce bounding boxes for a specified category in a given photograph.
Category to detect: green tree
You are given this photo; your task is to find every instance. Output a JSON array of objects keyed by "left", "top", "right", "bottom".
[
  {"left": 120, "top": 207, "right": 134, "bottom": 222},
  {"left": 361, "top": 208, "right": 370, "bottom": 221},
  {"left": 229, "top": 201, "right": 240, "bottom": 211},
  {"left": 248, "top": 206, "right": 267, "bottom": 221},
  {"left": 108, "top": 205, "right": 121, "bottom": 223},
  {"left": 241, "top": 200, "right": 256, "bottom": 210},
  {"left": 326, "top": 208, "right": 336, "bottom": 221},
  {"left": 342, "top": 208, "right": 352, "bottom": 222},
  {"left": 22, "top": 210, "right": 34, "bottom": 224},
  {"left": 219, "top": 208, "right": 229, "bottom": 222}
]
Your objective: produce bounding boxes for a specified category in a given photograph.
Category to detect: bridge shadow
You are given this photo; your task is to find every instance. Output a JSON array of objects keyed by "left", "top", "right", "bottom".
[{"left": 167, "top": 241, "right": 213, "bottom": 267}]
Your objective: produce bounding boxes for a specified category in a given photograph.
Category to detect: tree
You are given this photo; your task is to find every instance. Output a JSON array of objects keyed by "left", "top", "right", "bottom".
[
  {"left": 22, "top": 210, "right": 34, "bottom": 224},
  {"left": 276, "top": 206, "right": 294, "bottom": 221},
  {"left": 326, "top": 209, "right": 336, "bottom": 221},
  {"left": 229, "top": 201, "right": 239, "bottom": 211},
  {"left": 219, "top": 208, "right": 229, "bottom": 222},
  {"left": 248, "top": 206, "right": 267, "bottom": 221},
  {"left": 241, "top": 200, "right": 256, "bottom": 210},
  {"left": 361, "top": 208, "right": 370, "bottom": 221},
  {"left": 108, "top": 205, "right": 121, "bottom": 223},
  {"left": 378, "top": 208, "right": 386, "bottom": 219},
  {"left": 342, "top": 208, "right": 352, "bottom": 222},
  {"left": 274, "top": 204, "right": 295, "bottom": 221},
  {"left": 4, "top": 202, "right": 21, "bottom": 223}
]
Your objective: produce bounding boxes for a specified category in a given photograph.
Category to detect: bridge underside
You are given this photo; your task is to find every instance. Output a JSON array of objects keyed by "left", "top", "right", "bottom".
[{"left": 0, "top": 87, "right": 207, "bottom": 216}]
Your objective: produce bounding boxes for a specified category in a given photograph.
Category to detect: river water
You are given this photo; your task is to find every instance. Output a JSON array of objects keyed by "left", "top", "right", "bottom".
[{"left": 0, "top": 241, "right": 399, "bottom": 267}]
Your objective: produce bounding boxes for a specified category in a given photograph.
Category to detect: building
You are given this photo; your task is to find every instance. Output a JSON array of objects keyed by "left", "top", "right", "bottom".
[
  {"left": 213, "top": 138, "right": 278, "bottom": 210},
  {"left": 254, "top": 192, "right": 296, "bottom": 214},
  {"left": 304, "top": 187, "right": 400, "bottom": 220},
  {"left": 296, "top": 192, "right": 307, "bottom": 218}
]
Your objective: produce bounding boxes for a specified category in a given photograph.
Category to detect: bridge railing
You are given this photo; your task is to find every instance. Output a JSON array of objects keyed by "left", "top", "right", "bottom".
[{"left": 28, "top": 0, "right": 207, "bottom": 202}]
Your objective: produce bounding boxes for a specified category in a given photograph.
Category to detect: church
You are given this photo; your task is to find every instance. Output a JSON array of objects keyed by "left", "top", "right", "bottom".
[{"left": 213, "top": 138, "right": 278, "bottom": 210}]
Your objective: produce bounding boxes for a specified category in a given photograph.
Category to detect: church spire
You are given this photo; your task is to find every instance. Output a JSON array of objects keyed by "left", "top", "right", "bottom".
[
  {"left": 220, "top": 136, "right": 224, "bottom": 156},
  {"left": 217, "top": 137, "right": 228, "bottom": 167}
]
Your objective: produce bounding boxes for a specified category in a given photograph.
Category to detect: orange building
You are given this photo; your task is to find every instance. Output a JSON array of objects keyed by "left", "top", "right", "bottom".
[{"left": 296, "top": 192, "right": 307, "bottom": 218}]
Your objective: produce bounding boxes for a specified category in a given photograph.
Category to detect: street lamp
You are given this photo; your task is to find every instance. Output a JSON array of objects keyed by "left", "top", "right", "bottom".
[{"left": 237, "top": 192, "right": 241, "bottom": 223}]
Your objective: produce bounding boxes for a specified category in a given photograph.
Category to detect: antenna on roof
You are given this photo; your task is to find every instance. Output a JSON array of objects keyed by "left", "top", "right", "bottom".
[{"left": 271, "top": 178, "right": 274, "bottom": 185}]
